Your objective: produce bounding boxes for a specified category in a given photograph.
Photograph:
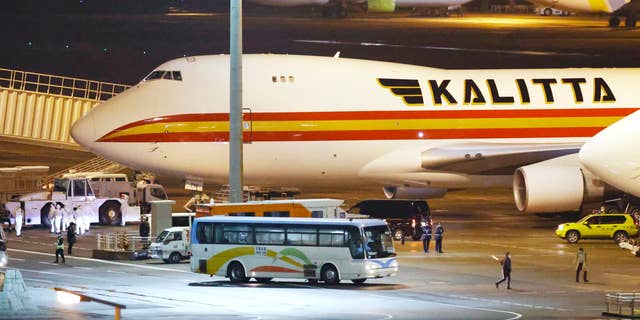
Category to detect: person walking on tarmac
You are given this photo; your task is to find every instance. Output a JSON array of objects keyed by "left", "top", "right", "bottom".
[
  {"left": 495, "top": 252, "right": 512, "bottom": 289},
  {"left": 421, "top": 221, "right": 432, "bottom": 253},
  {"left": 575, "top": 247, "right": 588, "bottom": 283},
  {"left": 54, "top": 234, "right": 65, "bottom": 263},
  {"left": 434, "top": 222, "right": 444, "bottom": 253},
  {"left": 67, "top": 222, "right": 77, "bottom": 255},
  {"left": 14, "top": 205, "right": 23, "bottom": 237}
]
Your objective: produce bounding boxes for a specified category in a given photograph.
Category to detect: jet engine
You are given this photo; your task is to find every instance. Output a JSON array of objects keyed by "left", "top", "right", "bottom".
[
  {"left": 366, "top": 0, "right": 395, "bottom": 12},
  {"left": 513, "top": 164, "right": 604, "bottom": 213},
  {"left": 383, "top": 186, "right": 447, "bottom": 199}
]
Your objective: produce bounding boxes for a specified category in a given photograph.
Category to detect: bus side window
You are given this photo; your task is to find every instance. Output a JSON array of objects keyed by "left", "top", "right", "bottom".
[
  {"left": 264, "top": 211, "right": 289, "bottom": 217},
  {"left": 255, "top": 225, "right": 285, "bottom": 245},
  {"left": 319, "top": 228, "right": 345, "bottom": 247},
  {"left": 222, "top": 224, "right": 254, "bottom": 244},
  {"left": 286, "top": 226, "right": 317, "bottom": 246},
  {"left": 196, "top": 222, "right": 215, "bottom": 244},
  {"left": 311, "top": 210, "right": 323, "bottom": 218}
]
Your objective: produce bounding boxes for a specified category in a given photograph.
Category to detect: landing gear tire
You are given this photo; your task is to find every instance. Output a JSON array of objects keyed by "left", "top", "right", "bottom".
[
  {"left": 99, "top": 202, "right": 122, "bottom": 225},
  {"left": 566, "top": 230, "right": 580, "bottom": 244},
  {"left": 614, "top": 231, "right": 629, "bottom": 243},
  {"left": 321, "top": 264, "right": 340, "bottom": 285},
  {"left": 168, "top": 252, "right": 181, "bottom": 264},
  {"left": 625, "top": 16, "right": 637, "bottom": 28},
  {"left": 40, "top": 202, "right": 54, "bottom": 228},
  {"left": 352, "top": 278, "right": 367, "bottom": 285},
  {"left": 228, "top": 262, "right": 248, "bottom": 283},
  {"left": 609, "top": 16, "right": 621, "bottom": 27}
]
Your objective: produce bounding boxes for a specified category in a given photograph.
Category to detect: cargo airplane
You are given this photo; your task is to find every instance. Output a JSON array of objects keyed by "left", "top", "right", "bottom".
[
  {"left": 71, "top": 54, "right": 640, "bottom": 214},
  {"left": 249, "top": 0, "right": 471, "bottom": 17}
]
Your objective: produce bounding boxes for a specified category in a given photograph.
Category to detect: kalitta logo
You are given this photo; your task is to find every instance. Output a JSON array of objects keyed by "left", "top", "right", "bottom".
[
  {"left": 379, "top": 77, "right": 616, "bottom": 106},
  {"left": 378, "top": 78, "right": 424, "bottom": 106}
]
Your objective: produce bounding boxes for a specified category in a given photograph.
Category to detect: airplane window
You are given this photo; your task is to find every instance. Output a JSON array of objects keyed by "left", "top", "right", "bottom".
[
  {"left": 289, "top": 76, "right": 294, "bottom": 83},
  {"left": 272, "top": 76, "right": 277, "bottom": 83},
  {"left": 172, "top": 71, "right": 182, "bottom": 81},
  {"left": 145, "top": 71, "right": 165, "bottom": 81},
  {"left": 280, "top": 76, "right": 286, "bottom": 82},
  {"left": 163, "top": 72, "right": 173, "bottom": 80}
]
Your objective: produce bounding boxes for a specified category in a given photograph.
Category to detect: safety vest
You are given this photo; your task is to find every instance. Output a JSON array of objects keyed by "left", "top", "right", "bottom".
[{"left": 56, "top": 238, "right": 64, "bottom": 250}]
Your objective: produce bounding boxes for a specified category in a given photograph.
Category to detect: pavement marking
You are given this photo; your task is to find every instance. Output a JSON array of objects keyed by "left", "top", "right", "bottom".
[
  {"left": 39, "top": 262, "right": 59, "bottom": 266},
  {"left": 72, "top": 266, "right": 93, "bottom": 270},
  {"left": 294, "top": 39, "right": 598, "bottom": 57},
  {"left": 9, "top": 257, "right": 25, "bottom": 261},
  {"left": 448, "top": 293, "right": 568, "bottom": 312},
  {"left": 8, "top": 248, "right": 191, "bottom": 273},
  {"left": 4, "top": 267, "right": 111, "bottom": 282},
  {"left": 106, "top": 270, "right": 127, "bottom": 274}
]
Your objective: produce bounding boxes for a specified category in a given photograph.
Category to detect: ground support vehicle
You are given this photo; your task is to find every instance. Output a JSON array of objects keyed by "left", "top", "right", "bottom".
[
  {"left": 149, "top": 227, "right": 190, "bottom": 263},
  {"left": 619, "top": 240, "right": 640, "bottom": 256},
  {"left": 190, "top": 216, "right": 397, "bottom": 285},
  {"left": 347, "top": 200, "right": 431, "bottom": 241},
  {"left": 4, "top": 177, "right": 142, "bottom": 227},
  {"left": 65, "top": 172, "right": 168, "bottom": 216},
  {"left": 196, "top": 198, "right": 346, "bottom": 218},
  {"left": 556, "top": 213, "right": 639, "bottom": 243}
]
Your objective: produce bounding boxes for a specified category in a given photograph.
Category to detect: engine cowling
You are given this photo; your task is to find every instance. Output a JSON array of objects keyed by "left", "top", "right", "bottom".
[
  {"left": 383, "top": 186, "right": 447, "bottom": 199},
  {"left": 513, "top": 165, "right": 597, "bottom": 213},
  {"left": 367, "top": 0, "right": 395, "bottom": 12}
]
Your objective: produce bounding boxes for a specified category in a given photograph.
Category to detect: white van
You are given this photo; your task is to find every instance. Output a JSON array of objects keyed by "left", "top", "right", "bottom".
[{"left": 149, "top": 227, "right": 190, "bottom": 264}]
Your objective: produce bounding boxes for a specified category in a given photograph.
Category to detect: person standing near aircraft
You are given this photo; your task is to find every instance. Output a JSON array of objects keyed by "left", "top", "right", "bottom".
[
  {"left": 53, "top": 204, "right": 62, "bottom": 234},
  {"left": 575, "top": 248, "right": 588, "bottom": 283},
  {"left": 73, "top": 206, "right": 84, "bottom": 235},
  {"left": 14, "top": 205, "right": 23, "bottom": 237},
  {"left": 67, "top": 222, "right": 77, "bottom": 255},
  {"left": 421, "top": 221, "right": 432, "bottom": 253},
  {"left": 434, "top": 222, "right": 444, "bottom": 253},
  {"left": 54, "top": 234, "right": 65, "bottom": 263},
  {"left": 49, "top": 203, "right": 58, "bottom": 233}
]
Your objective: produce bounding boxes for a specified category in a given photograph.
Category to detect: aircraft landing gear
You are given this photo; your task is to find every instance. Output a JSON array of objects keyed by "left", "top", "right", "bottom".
[
  {"left": 609, "top": 16, "right": 621, "bottom": 27},
  {"left": 625, "top": 15, "right": 637, "bottom": 28}
]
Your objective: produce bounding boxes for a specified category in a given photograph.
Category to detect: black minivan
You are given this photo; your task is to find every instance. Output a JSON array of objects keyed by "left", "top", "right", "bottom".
[{"left": 347, "top": 200, "right": 431, "bottom": 240}]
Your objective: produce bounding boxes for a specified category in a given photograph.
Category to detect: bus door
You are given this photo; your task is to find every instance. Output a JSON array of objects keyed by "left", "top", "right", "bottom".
[{"left": 243, "top": 108, "right": 253, "bottom": 144}]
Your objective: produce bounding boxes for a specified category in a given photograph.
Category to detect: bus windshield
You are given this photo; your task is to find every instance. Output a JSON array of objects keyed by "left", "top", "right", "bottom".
[{"left": 364, "top": 225, "right": 395, "bottom": 258}]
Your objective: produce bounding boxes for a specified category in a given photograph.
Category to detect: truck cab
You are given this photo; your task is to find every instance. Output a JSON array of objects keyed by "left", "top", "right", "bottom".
[{"left": 149, "top": 227, "right": 190, "bottom": 264}]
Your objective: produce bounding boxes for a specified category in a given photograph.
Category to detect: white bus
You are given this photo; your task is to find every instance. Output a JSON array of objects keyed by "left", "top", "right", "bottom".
[{"left": 190, "top": 216, "right": 397, "bottom": 285}]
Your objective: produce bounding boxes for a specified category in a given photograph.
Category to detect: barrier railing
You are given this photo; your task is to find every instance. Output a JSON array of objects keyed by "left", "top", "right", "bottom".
[
  {"left": 96, "top": 233, "right": 153, "bottom": 252},
  {"left": 604, "top": 293, "right": 640, "bottom": 317},
  {"left": 0, "top": 67, "right": 130, "bottom": 102}
]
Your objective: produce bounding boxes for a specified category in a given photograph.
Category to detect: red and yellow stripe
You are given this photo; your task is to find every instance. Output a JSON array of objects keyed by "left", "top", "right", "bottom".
[{"left": 97, "top": 108, "right": 637, "bottom": 143}]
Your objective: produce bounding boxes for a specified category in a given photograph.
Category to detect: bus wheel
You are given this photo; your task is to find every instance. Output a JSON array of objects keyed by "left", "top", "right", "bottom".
[
  {"left": 228, "top": 262, "right": 248, "bottom": 283},
  {"left": 255, "top": 277, "right": 273, "bottom": 283},
  {"left": 321, "top": 264, "right": 340, "bottom": 285},
  {"left": 352, "top": 278, "right": 367, "bottom": 285},
  {"left": 169, "top": 252, "right": 182, "bottom": 264}
]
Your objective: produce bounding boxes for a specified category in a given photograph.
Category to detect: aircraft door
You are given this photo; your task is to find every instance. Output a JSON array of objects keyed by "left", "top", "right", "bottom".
[{"left": 243, "top": 108, "right": 253, "bottom": 144}]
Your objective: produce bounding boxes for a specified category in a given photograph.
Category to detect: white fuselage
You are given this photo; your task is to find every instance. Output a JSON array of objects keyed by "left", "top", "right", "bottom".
[
  {"left": 71, "top": 54, "right": 640, "bottom": 194},
  {"left": 528, "top": 0, "right": 630, "bottom": 13}
]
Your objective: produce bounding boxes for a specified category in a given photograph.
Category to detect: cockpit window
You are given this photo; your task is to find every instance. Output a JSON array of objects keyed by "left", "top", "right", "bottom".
[{"left": 144, "top": 70, "right": 183, "bottom": 82}]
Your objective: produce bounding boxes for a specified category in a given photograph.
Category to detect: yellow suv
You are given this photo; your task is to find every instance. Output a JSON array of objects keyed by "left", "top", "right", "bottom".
[{"left": 556, "top": 213, "right": 638, "bottom": 243}]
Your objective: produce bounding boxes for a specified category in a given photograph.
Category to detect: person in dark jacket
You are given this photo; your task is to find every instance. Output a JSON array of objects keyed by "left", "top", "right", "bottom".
[
  {"left": 421, "top": 221, "right": 432, "bottom": 253},
  {"left": 139, "top": 216, "right": 150, "bottom": 239},
  {"left": 434, "top": 222, "right": 444, "bottom": 253},
  {"left": 67, "top": 222, "right": 77, "bottom": 255},
  {"left": 495, "top": 252, "right": 512, "bottom": 289},
  {"left": 54, "top": 235, "right": 65, "bottom": 263}
]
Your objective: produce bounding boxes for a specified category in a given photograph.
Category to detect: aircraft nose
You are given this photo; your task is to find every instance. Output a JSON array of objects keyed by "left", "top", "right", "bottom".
[{"left": 71, "top": 113, "right": 96, "bottom": 151}]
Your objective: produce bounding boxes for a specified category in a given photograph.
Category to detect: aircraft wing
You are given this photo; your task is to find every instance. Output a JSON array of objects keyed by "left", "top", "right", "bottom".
[{"left": 420, "top": 142, "right": 583, "bottom": 175}]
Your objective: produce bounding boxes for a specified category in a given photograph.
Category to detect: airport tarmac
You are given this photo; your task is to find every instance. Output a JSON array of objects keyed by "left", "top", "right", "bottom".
[
  {"left": 1, "top": 9, "right": 640, "bottom": 319},
  {"left": 1, "top": 190, "right": 638, "bottom": 319}
]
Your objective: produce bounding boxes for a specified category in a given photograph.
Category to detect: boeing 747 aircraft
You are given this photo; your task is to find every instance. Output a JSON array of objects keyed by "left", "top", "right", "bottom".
[
  {"left": 249, "top": 0, "right": 471, "bottom": 17},
  {"left": 71, "top": 54, "right": 640, "bottom": 213}
]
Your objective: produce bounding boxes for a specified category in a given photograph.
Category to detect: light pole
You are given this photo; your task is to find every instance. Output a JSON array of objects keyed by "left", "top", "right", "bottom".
[{"left": 229, "top": 0, "right": 244, "bottom": 203}]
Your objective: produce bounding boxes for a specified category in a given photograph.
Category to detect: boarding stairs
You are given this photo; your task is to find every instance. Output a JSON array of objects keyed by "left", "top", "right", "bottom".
[
  {"left": 43, "top": 156, "right": 127, "bottom": 187},
  {"left": 0, "top": 67, "right": 130, "bottom": 149}
]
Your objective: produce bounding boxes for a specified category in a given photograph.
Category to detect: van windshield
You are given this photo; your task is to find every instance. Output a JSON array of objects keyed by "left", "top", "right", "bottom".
[
  {"left": 156, "top": 231, "right": 169, "bottom": 243},
  {"left": 363, "top": 225, "right": 395, "bottom": 258}
]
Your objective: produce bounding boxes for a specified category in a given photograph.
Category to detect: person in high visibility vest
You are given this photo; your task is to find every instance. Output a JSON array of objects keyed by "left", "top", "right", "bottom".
[{"left": 54, "top": 235, "right": 65, "bottom": 263}]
